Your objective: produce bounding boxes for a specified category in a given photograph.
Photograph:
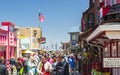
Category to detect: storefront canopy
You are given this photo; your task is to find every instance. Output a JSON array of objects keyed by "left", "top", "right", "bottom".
[{"left": 87, "top": 22, "right": 120, "bottom": 42}]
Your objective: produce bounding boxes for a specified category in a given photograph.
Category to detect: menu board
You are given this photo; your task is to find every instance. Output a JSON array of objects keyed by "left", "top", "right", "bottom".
[{"left": 103, "top": 58, "right": 120, "bottom": 68}]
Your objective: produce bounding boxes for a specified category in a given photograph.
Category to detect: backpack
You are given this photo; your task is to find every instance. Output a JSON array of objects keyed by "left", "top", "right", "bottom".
[{"left": 15, "top": 61, "right": 22, "bottom": 69}]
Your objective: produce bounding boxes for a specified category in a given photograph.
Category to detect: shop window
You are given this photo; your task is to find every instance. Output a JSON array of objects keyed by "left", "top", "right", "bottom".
[
  {"left": 112, "top": 42, "right": 117, "bottom": 57},
  {"left": 104, "top": 43, "right": 110, "bottom": 57},
  {"left": 88, "top": 13, "right": 94, "bottom": 28},
  {"left": 118, "top": 42, "right": 120, "bottom": 56}
]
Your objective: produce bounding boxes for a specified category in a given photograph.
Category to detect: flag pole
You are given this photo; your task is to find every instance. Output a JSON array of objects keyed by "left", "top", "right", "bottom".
[
  {"left": 38, "top": 9, "right": 42, "bottom": 50},
  {"left": 38, "top": 9, "right": 45, "bottom": 49},
  {"left": 38, "top": 9, "right": 41, "bottom": 28}
]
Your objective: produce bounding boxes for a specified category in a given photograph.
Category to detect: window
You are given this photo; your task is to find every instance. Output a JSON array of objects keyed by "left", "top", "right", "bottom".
[
  {"left": 118, "top": 42, "right": 120, "bottom": 56},
  {"left": 111, "top": 0, "right": 120, "bottom": 4},
  {"left": 33, "top": 30, "right": 37, "bottom": 37},
  {"left": 112, "top": 42, "right": 117, "bottom": 57},
  {"left": 103, "top": 43, "right": 110, "bottom": 57},
  {"left": 71, "top": 34, "right": 76, "bottom": 41},
  {"left": 88, "top": 13, "right": 94, "bottom": 28}
]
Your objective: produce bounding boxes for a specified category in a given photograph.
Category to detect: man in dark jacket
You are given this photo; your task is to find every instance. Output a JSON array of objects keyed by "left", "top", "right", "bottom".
[
  {"left": 0, "top": 59, "right": 8, "bottom": 75},
  {"left": 56, "top": 56, "right": 69, "bottom": 75},
  {"left": 62, "top": 56, "right": 69, "bottom": 75}
]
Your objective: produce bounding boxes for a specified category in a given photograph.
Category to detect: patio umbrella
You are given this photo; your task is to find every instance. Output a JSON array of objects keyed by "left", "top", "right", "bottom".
[{"left": 22, "top": 50, "right": 34, "bottom": 54}]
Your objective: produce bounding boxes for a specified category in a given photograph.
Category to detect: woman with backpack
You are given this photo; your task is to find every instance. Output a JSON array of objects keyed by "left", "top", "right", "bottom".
[{"left": 15, "top": 58, "right": 23, "bottom": 75}]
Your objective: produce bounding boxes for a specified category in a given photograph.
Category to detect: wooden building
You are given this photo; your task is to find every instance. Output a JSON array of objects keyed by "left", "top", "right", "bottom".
[{"left": 79, "top": 0, "right": 120, "bottom": 75}]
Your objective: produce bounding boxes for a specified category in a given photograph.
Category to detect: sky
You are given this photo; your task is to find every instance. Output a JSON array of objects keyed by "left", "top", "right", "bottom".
[{"left": 0, "top": 0, "right": 89, "bottom": 49}]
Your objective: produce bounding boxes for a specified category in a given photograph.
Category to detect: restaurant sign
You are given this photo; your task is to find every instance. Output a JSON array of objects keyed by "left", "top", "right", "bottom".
[{"left": 103, "top": 58, "right": 120, "bottom": 68}]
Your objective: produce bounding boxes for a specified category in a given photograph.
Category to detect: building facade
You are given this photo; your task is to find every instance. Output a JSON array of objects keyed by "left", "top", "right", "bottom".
[
  {"left": 68, "top": 26, "right": 79, "bottom": 53},
  {"left": 0, "top": 22, "right": 17, "bottom": 70},
  {"left": 79, "top": 0, "right": 120, "bottom": 75},
  {"left": 15, "top": 27, "right": 43, "bottom": 56},
  {"left": 61, "top": 42, "right": 70, "bottom": 54}
]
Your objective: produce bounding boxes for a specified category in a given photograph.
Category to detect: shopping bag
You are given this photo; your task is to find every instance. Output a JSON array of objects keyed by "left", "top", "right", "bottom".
[{"left": 19, "top": 67, "right": 24, "bottom": 75}]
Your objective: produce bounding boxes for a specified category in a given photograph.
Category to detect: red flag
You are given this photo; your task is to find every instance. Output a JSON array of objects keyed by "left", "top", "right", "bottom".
[
  {"left": 117, "top": 0, "right": 120, "bottom": 3},
  {"left": 81, "top": 19, "right": 85, "bottom": 31},
  {"left": 39, "top": 12, "right": 45, "bottom": 22}
]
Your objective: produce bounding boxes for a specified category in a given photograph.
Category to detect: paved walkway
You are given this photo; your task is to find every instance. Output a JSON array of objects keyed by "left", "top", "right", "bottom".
[{"left": 76, "top": 71, "right": 82, "bottom": 75}]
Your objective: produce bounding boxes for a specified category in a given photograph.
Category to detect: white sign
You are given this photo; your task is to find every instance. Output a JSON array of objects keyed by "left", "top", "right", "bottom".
[{"left": 103, "top": 58, "right": 120, "bottom": 68}]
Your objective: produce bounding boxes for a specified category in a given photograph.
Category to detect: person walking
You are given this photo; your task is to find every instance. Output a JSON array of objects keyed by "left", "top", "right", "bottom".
[
  {"left": 56, "top": 56, "right": 64, "bottom": 75},
  {"left": 37, "top": 56, "right": 53, "bottom": 75},
  {"left": 23, "top": 56, "right": 29, "bottom": 75},
  {"left": 68, "top": 54, "right": 75, "bottom": 75},
  {"left": 15, "top": 58, "right": 23, "bottom": 75},
  {"left": 10, "top": 57, "right": 16, "bottom": 74},
  {"left": 0, "top": 58, "right": 8, "bottom": 75},
  {"left": 28, "top": 56, "right": 36, "bottom": 75}
]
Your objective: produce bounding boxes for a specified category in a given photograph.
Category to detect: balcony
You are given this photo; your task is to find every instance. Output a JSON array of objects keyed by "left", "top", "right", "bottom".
[{"left": 101, "top": 4, "right": 120, "bottom": 24}]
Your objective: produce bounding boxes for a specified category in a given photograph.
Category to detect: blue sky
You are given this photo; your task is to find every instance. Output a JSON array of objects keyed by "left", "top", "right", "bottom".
[{"left": 0, "top": 0, "right": 89, "bottom": 49}]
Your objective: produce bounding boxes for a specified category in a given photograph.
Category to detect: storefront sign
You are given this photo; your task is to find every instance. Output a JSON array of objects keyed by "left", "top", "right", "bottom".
[
  {"left": 19, "top": 35, "right": 26, "bottom": 38},
  {"left": 103, "top": 58, "right": 120, "bottom": 68},
  {"left": 39, "top": 37, "right": 46, "bottom": 44}
]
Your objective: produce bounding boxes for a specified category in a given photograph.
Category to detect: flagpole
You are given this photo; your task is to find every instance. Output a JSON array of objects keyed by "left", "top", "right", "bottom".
[
  {"left": 38, "top": 9, "right": 41, "bottom": 28},
  {"left": 38, "top": 10, "right": 45, "bottom": 50},
  {"left": 38, "top": 9, "right": 42, "bottom": 50}
]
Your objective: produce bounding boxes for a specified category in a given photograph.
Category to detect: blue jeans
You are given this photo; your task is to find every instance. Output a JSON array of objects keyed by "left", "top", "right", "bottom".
[{"left": 17, "top": 69, "right": 20, "bottom": 75}]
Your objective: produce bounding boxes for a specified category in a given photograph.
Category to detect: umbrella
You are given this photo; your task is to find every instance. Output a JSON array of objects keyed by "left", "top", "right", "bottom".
[{"left": 22, "top": 50, "right": 34, "bottom": 54}]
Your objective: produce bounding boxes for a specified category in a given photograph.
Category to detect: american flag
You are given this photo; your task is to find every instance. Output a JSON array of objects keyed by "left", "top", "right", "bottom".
[{"left": 39, "top": 12, "right": 45, "bottom": 22}]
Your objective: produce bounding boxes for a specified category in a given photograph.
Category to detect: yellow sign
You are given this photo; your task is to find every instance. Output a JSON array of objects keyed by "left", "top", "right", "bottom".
[{"left": 19, "top": 35, "right": 26, "bottom": 38}]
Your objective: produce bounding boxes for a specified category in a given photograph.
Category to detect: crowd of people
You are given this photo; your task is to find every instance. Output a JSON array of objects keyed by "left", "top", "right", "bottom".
[{"left": 0, "top": 51, "right": 79, "bottom": 75}]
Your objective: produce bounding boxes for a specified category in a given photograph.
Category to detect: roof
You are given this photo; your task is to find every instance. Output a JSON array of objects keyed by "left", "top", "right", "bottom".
[{"left": 87, "top": 22, "right": 120, "bottom": 42}]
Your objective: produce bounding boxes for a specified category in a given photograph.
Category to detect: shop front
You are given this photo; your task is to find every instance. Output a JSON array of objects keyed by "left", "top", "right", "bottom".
[
  {"left": 1, "top": 22, "right": 17, "bottom": 70},
  {"left": 87, "top": 22, "right": 120, "bottom": 75}
]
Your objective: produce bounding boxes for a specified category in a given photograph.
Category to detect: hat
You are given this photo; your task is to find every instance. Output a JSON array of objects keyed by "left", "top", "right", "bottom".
[{"left": 11, "top": 57, "right": 15, "bottom": 58}]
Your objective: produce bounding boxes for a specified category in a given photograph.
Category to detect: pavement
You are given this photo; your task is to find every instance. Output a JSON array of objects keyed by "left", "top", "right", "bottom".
[{"left": 76, "top": 71, "right": 82, "bottom": 75}]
